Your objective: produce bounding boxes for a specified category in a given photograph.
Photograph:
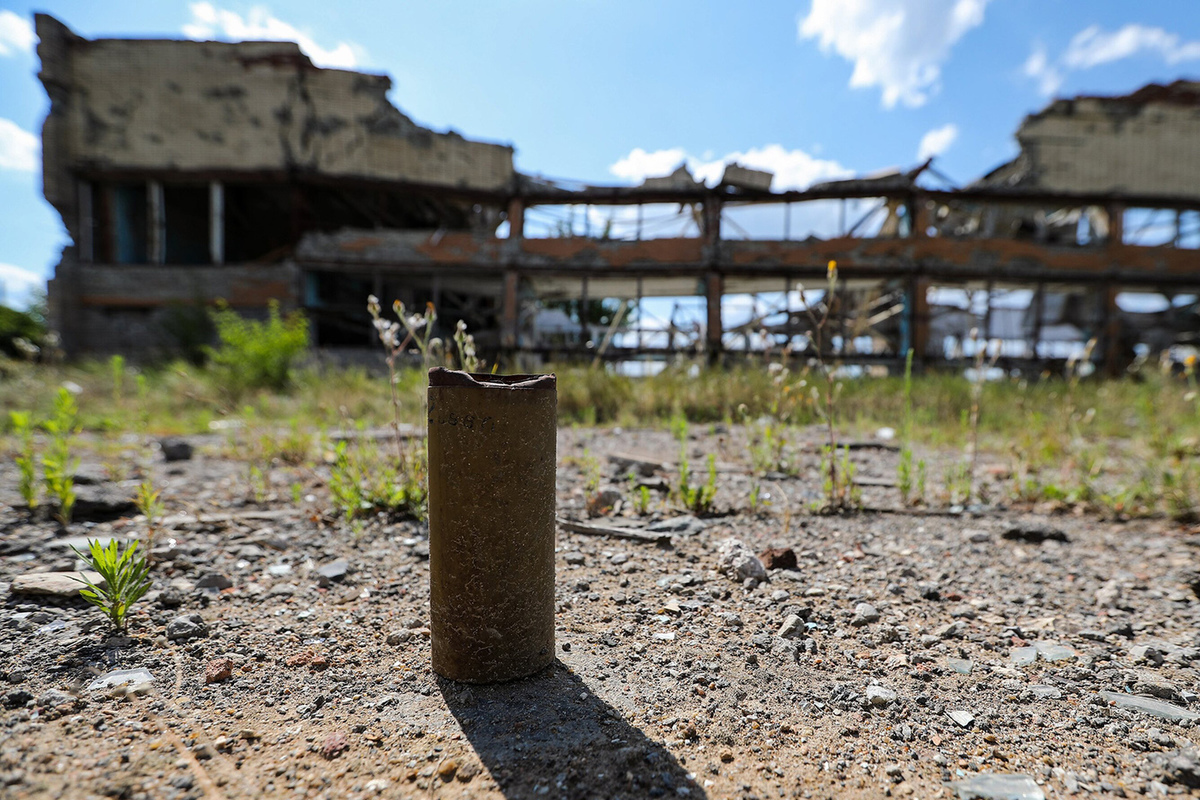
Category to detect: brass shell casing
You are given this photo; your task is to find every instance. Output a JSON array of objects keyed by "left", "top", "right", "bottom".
[{"left": 427, "top": 368, "right": 557, "bottom": 683}]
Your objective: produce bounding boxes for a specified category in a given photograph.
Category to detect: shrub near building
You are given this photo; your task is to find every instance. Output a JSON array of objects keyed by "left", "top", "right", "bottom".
[{"left": 206, "top": 300, "right": 309, "bottom": 398}]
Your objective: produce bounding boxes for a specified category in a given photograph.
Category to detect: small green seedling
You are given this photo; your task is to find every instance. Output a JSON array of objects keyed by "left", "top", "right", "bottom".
[
  {"left": 677, "top": 450, "right": 717, "bottom": 514},
  {"left": 134, "top": 480, "right": 165, "bottom": 557},
  {"left": 42, "top": 388, "right": 79, "bottom": 525},
  {"left": 9, "top": 411, "right": 37, "bottom": 510},
  {"left": 627, "top": 470, "right": 652, "bottom": 515},
  {"left": 110, "top": 354, "right": 126, "bottom": 406},
  {"left": 71, "top": 538, "right": 152, "bottom": 631}
]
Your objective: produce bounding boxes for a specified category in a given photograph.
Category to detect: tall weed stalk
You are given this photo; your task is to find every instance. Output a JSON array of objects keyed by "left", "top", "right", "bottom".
[
  {"left": 10, "top": 410, "right": 37, "bottom": 510},
  {"left": 42, "top": 388, "right": 79, "bottom": 525},
  {"left": 897, "top": 349, "right": 917, "bottom": 505},
  {"left": 800, "top": 261, "right": 855, "bottom": 511}
]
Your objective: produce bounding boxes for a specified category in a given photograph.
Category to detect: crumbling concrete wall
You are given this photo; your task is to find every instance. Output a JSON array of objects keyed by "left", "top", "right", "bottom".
[
  {"left": 48, "top": 254, "right": 299, "bottom": 357},
  {"left": 986, "top": 81, "right": 1200, "bottom": 199},
  {"left": 36, "top": 14, "right": 514, "bottom": 245}
]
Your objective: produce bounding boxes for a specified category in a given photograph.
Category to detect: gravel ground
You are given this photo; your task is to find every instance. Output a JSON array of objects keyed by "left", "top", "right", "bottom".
[{"left": 1, "top": 424, "right": 1199, "bottom": 800}]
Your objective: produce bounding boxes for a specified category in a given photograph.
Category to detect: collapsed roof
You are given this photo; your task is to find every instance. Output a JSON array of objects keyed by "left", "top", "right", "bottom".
[
  {"left": 36, "top": 14, "right": 515, "bottom": 247},
  {"left": 976, "top": 80, "right": 1200, "bottom": 199}
]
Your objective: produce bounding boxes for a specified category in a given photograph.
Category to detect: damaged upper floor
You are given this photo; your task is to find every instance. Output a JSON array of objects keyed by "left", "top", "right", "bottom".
[{"left": 36, "top": 13, "right": 515, "bottom": 262}]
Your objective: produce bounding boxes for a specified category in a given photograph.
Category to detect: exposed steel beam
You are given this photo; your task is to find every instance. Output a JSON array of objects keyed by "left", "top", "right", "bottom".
[{"left": 294, "top": 233, "right": 1200, "bottom": 287}]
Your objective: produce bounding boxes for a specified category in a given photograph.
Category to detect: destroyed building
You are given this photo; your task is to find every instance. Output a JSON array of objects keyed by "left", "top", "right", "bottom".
[
  {"left": 36, "top": 13, "right": 1200, "bottom": 370},
  {"left": 37, "top": 14, "right": 514, "bottom": 354}
]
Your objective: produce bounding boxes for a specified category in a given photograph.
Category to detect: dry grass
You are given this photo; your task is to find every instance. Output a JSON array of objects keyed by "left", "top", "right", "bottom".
[{"left": 4, "top": 353, "right": 1199, "bottom": 519}]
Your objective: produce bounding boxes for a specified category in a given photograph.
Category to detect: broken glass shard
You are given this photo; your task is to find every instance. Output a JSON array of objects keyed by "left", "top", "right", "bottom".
[
  {"left": 1010, "top": 647, "right": 1037, "bottom": 667},
  {"left": 1100, "top": 691, "right": 1200, "bottom": 722},
  {"left": 952, "top": 773, "right": 1045, "bottom": 800},
  {"left": 87, "top": 668, "right": 154, "bottom": 691},
  {"left": 1033, "top": 641, "right": 1075, "bottom": 662}
]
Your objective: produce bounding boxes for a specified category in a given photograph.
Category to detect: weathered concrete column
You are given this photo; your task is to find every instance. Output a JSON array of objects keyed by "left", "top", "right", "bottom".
[
  {"left": 910, "top": 276, "right": 931, "bottom": 368},
  {"left": 148, "top": 180, "right": 164, "bottom": 264},
  {"left": 907, "top": 192, "right": 930, "bottom": 238},
  {"left": 500, "top": 270, "right": 519, "bottom": 350},
  {"left": 1030, "top": 282, "right": 1045, "bottom": 361},
  {"left": 507, "top": 198, "right": 525, "bottom": 239},
  {"left": 705, "top": 271, "right": 724, "bottom": 364},
  {"left": 1106, "top": 202, "right": 1125, "bottom": 246},
  {"left": 1101, "top": 283, "right": 1121, "bottom": 377},
  {"left": 77, "top": 180, "right": 93, "bottom": 263},
  {"left": 427, "top": 368, "right": 557, "bottom": 683},
  {"left": 209, "top": 181, "right": 224, "bottom": 265}
]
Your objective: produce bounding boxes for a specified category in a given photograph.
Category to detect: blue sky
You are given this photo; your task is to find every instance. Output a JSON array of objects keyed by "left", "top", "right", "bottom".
[{"left": 0, "top": 0, "right": 1198, "bottom": 309}]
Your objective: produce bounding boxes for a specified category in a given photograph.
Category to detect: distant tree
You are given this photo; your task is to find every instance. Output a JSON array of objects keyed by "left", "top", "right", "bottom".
[
  {"left": 0, "top": 304, "right": 46, "bottom": 358},
  {"left": 23, "top": 289, "right": 48, "bottom": 329}
]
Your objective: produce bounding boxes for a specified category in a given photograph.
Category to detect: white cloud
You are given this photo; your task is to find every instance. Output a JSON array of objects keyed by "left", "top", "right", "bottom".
[
  {"left": 917, "top": 123, "right": 958, "bottom": 161},
  {"left": 0, "top": 10, "right": 35, "bottom": 57},
  {"left": 798, "top": 0, "right": 991, "bottom": 109},
  {"left": 1065, "top": 24, "right": 1200, "bottom": 69},
  {"left": 701, "top": 144, "right": 853, "bottom": 189},
  {"left": 603, "top": 145, "right": 858, "bottom": 242},
  {"left": 182, "top": 3, "right": 364, "bottom": 69},
  {"left": 0, "top": 118, "right": 39, "bottom": 172},
  {"left": 1023, "top": 44, "right": 1062, "bottom": 96},
  {"left": 1026, "top": 24, "right": 1200, "bottom": 96},
  {"left": 609, "top": 144, "right": 851, "bottom": 190},
  {"left": 0, "top": 263, "right": 44, "bottom": 308},
  {"left": 610, "top": 148, "right": 690, "bottom": 183}
]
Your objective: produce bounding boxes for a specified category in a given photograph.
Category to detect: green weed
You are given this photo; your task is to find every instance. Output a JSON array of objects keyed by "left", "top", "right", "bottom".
[
  {"left": 581, "top": 448, "right": 602, "bottom": 496},
  {"left": 943, "top": 461, "right": 972, "bottom": 507},
  {"left": 627, "top": 471, "right": 652, "bottom": 515},
  {"left": 915, "top": 459, "right": 927, "bottom": 505},
  {"left": 1162, "top": 460, "right": 1200, "bottom": 522},
  {"left": 42, "top": 388, "right": 79, "bottom": 525},
  {"left": 110, "top": 354, "right": 125, "bottom": 407},
  {"left": 208, "top": 300, "right": 308, "bottom": 398},
  {"left": 815, "top": 445, "right": 861, "bottom": 513},
  {"left": 71, "top": 538, "right": 152, "bottom": 631},
  {"left": 134, "top": 480, "right": 164, "bottom": 556},
  {"left": 669, "top": 410, "right": 689, "bottom": 443},
  {"left": 676, "top": 449, "right": 717, "bottom": 514},
  {"left": 329, "top": 438, "right": 427, "bottom": 521},
  {"left": 747, "top": 482, "right": 766, "bottom": 514},
  {"left": 801, "top": 261, "right": 856, "bottom": 510},
  {"left": 897, "top": 349, "right": 916, "bottom": 505},
  {"left": 9, "top": 410, "right": 37, "bottom": 510},
  {"left": 244, "top": 464, "right": 266, "bottom": 503}
]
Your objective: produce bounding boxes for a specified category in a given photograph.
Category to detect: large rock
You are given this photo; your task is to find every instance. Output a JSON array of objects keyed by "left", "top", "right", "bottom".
[
  {"left": 195, "top": 573, "right": 233, "bottom": 590},
  {"left": 851, "top": 602, "right": 880, "bottom": 627},
  {"left": 48, "top": 535, "right": 127, "bottom": 552},
  {"left": 758, "top": 547, "right": 797, "bottom": 571},
  {"left": 316, "top": 560, "right": 349, "bottom": 586},
  {"left": 647, "top": 516, "right": 707, "bottom": 536},
  {"left": 716, "top": 538, "right": 767, "bottom": 583},
  {"left": 10, "top": 571, "right": 103, "bottom": 597},
  {"left": 159, "top": 438, "right": 194, "bottom": 462},
  {"left": 1163, "top": 748, "right": 1200, "bottom": 789},
  {"left": 70, "top": 484, "right": 137, "bottom": 521},
  {"left": 167, "top": 613, "right": 209, "bottom": 642}
]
